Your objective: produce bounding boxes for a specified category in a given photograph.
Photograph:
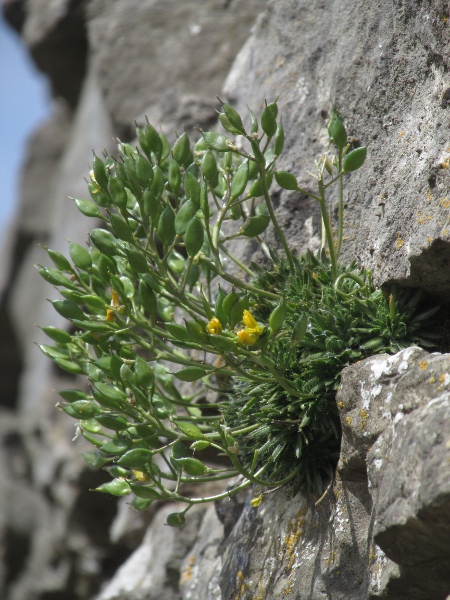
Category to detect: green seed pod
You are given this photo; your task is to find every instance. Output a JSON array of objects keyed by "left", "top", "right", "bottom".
[
  {"left": 135, "top": 155, "right": 153, "bottom": 187},
  {"left": 100, "top": 437, "right": 132, "bottom": 454},
  {"left": 219, "top": 112, "right": 241, "bottom": 135},
  {"left": 120, "top": 362, "right": 136, "bottom": 386},
  {"left": 261, "top": 104, "right": 277, "bottom": 138},
  {"left": 165, "top": 323, "right": 191, "bottom": 343},
  {"left": 41, "top": 326, "right": 71, "bottom": 344},
  {"left": 69, "top": 242, "right": 92, "bottom": 271},
  {"left": 60, "top": 389, "right": 89, "bottom": 401},
  {"left": 213, "top": 286, "right": 228, "bottom": 326},
  {"left": 50, "top": 299, "right": 85, "bottom": 321},
  {"left": 201, "top": 131, "right": 232, "bottom": 152},
  {"left": 108, "top": 177, "right": 128, "bottom": 210},
  {"left": 124, "top": 158, "right": 142, "bottom": 198},
  {"left": 190, "top": 440, "right": 211, "bottom": 451},
  {"left": 241, "top": 215, "right": 271, "bottom": 237},
  {"left": 184, "top": 216, "right": 204, "bottom": 257},
  {"left": 185, "top": 263, "right": 201, "bottom": 289},
  {"left": 176, "top": 457, "right": 209, "bottom": 476},
  {"left": 175, "top": 421, "right": 205, "bottom": 440},
  {"left": 144, "top": 123, "right": 163, "bottom": 158},
  {"left": 166, "top": 512, "right": 186, "bottom": 528},
  {"left": 269, "top": 299, "right": 288, "bottom": 331},
  {"left": 38, "top": 267, "right": 74, "bottom": 288},
  {"left": 173, "top": 367, "right": 208, "bottom": 382},
  {"left": 117, "top": 448, "right": 154, "bottom": 468},
  {"left": 138, "top": 281, "right": 157, "bottom": 317},
  {"left": 184, "top": 171, "right": 201, "bottom": 209},
  {"left": 54, "top": 358, "right": 85, "bottom": 375},
  {"left": 172, "top": 132, "right": 191, "bottom": 165},
  {"left": 93, "top": 382, "right": 127, "bottom": 404},
  {"left": 343, "top": 146, "right": 367, "bottom": 172},
  {"left": 160, "top": 132, "right": 171, "bottom": 161},
  {"left": 151, "top": 165, "right": 166, "bottom": 199},
  {"left": 152, "top": 395, "right": 174, "bottom": 417},
  {"left": 210, "top": 335, "right": 238, "bottom": 353},
  {"left": 168, "top": 159, "right": 182, "bottom": 194},
  {"left": 90, "top": 228, "right": 120, "bottom": 256},
  {"left": 134, "top": 356, "right": 154, "bottom": 388},
  {"left": 143, "top": 189, "right": 160, "bottom": 221},
  {"left": 328, "top": 109, "right": 347, "bottom": 150},
  {"left": 96, "top": 414, "right": 130, "bottom": 431},
  {"left": 221, "top": 102, "right": 245, "bottom": 134},
  {"left": 229, "top": 295, "right": 250, "bottom": 327},
  {"left": 175, "top": 200, "right": 196, "bottom": 235},
  {"left": 230, "top": 161, "right": 249, "bottom": 199},
  {"left": 290, "top": 314, "right": 308, "bottom": 348},
  {"left": 93, "top": 155, "right": 109, "bottom": 189},
  {"left": 125, "top": 247, "right": 148, "bottom": 273},
  {"left": 110, "top": 213, "right": 134, "bottom": 242},
  {"left": 82, "top": 295, "right": 106, "bottom": 313},
  {"left": 129, "top": 483, "right": 161, "bottom": 500},
  {"left": 222, "top": 289, "right": 240, "bottom": 318},
  {"left": 157, "top": 205, "right": 176, "bottom": 246},
  {"left": 167, "top": 250, "right": 186, "bottom": 275},
  {"left": 157, "top": 296, "right": 175, "bottom": 322},
  {"left": 275, "top": 170, "right": 298, "bottom": 190},
  {"left": 267, "top": 101, "right": 279, "bottom": 119},
  {"left": 74, "top": 198, "right": 102, "bottom": 218},
  {"left": 94, "top": 479, "right": 131, "bottom": 497},
  {"left": 274, "top": 121, "right": 285, "bottom": 156},
  {"left": 184, "top": 320, "right": 206, "bottom": 343},
  {"left": 202, "top": 150, "right": 219, "bottom": 181},
  {"left": 249, "top": 109, "right": 259, "bottom": 134},
  {"left": 88, "top": 184, "right": 110, "bottom": 208},
  {"left": 45, "top": 248, "right": 72, "bottom": 272}
]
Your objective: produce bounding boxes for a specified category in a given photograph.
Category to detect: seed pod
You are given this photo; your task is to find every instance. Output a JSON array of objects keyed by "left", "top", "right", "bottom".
[
  {"left": 199, "top": 182, "right": 210, "bottom": 221},
  {"left": 90, "top": 228, "right": 119, "bottom": 256},
  {"left": 69, "top": 242, "right": 92, "bottom": 271},
  {"left": 241, "top": 215, "right": 271, "bottom": 237},
  {"left": 74, "top": 198, "right": 102, "bottom": 218},
  {"left": 96, "top": 414, "right": 130, "bottom": 431},
  {"left": 343, "top": 146, "right": 367, "bottom": 172},
  {"left": 184, "top": 216, "right": 204, "bottom": 257},
  {"left": 328, "top": 109, "right": 347, "bottom": 150},
  {"left": 184, "top": 320, "right": 206, "bottom": 343},
  {"left": 290, "top": 314, "right": 308, "bottom": 348},
  {"left": 94, "top": 479, "right": 131, "bottom": 497},
  {"left": 38, "top": 267, "right": 74, "bottom": 288},
  {"left": 135, "top": 155, "right": 153, "bottom": 187},
  {"left": 274, "top": 121, "right": 285, "bottom": 156},
  {"left": 89, "top": 184, "right": 110, "bottom": 207},
  {"left": 157, "top": 296, "right": 174, "bottom": 322},
  {"left": 54, "top": 358, "right": 85, "bottom": 375},
  {"left": 144, "top": 123, "right": 163, "bottom": 157},
  {"left": 229, "top": 296, "right": 250, "bottom": 327},
  {"left": 50, "top": 299, "right": 85, "bottom": 321},
  {"left": 151, "top": 165, "right": 166, "bottom": 198},
  {"left": 157, "top": 205, "right": 176, "bottom": 246},
  {"left": 120, "top": 362, "right": 136, "bottom": 386},
  {"left": 175, "top": 421, "right": 205, "bottom": 440},
  {"left": 125, "top": 248, "right": 148, "bottom": 273},
  {"left": 168, "top": 159, "right": 181, "bottom": 194},
  {"left": 167, "top": 250, "right": 185, "bottom": 274},
  {"left": 94, "top": 382, "right": 127, "bottom": 404},
  {"left": 166, "top": 512, "right": 186, "bottom": 528},
  {"left": 159, "top": 132, "right": 170, "bottom": 161},
  {"left": 110, "top": 213, "right": 134, "bottom": 242},
  {"left": 108, "top": 177, "right": 128, "bottom": 210},
  {"left": 221, "top": 102, "right": 245, "bottom": 134},
  {"left": 176, "top": 457, "right": 209, "bottom": 476},
  {"left": 45, "top": 248, "right": 72, "bottom": 272},
  {"left": 210, "top": 335, "right": 238, "bottom": 353},
  {"left": 269, "top": 299, "right": 288, "bottom": 331},
  {"left": 186, "top": 263, "right": 201, "bottom": 289},
  {"left": 202, "top": 150, "right": 219, "bottom": 181},
  {"left": 275, "top": 171, "right": 299, "bottom": 191},
  {"left": 172, "top": 132, "right": 191, "bottom": 165},
  {"left": 184, "top": 171, "right": 201, "bottom": 208},
  {"left": 250, "top": 139, "right": 266, "bottom": 165},
  {"left": 93, "top": 155, "right": 109, "bottom": 189},
  {"left": 249, "top": 108, "right": 259, "bottom": 134},
  {"left": 222, "top": 289, "right": 240, "bottom": 318},
  {"left": 117, "top": 448, "right": 153, "bottom": 468},
  {"left": 165, "top": 323, "right": 191, "bottom": 342},
  {"left": 267, "top": 101, "right": 278, "bottom": 119},
  {"left": 134, "top": 356, "right": 154, "bottom": 389},
  {"left": 173, "top": 367, "right": 209, "bottom": 382},
  {"left": 201, "top": 131, "right": 232, "bottom": 152},
  {"left": 230, "top": 161, "right": 249, "bottom": 199},
  {"left": 143, "top": 189, "right": 160, "bottom": 221},
  {"left": 261, "top": 103, "right": 277, "bottom": 138},
  {"left": 41, "top": 326, "right": 72, "bottom": 344}
]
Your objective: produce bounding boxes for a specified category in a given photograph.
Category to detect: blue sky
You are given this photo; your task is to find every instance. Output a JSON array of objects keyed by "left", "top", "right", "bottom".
[{"left": 0, "top": 14, "right": 50, "bottom": 241}]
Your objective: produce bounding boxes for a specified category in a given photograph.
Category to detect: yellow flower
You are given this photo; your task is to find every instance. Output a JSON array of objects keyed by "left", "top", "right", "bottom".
[
  {"left": 206, "top": 317, "right": 222, "bottom": 335},
  {"left": 237, "top": 310, "right": 264, "bottom": 346},
  {"left": 237, "top": 328, "right": 260, "bottom": 346}
]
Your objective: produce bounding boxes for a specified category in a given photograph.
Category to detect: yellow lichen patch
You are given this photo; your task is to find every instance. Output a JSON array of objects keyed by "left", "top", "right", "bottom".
[
  {"left": 345, "top": 416, "right": 352, "bottom": 427},
  {"left": 429, "top": 375, "right": 436, "bottom": 384},
  {"left": 419, "top": 360, "right": 428, "bottom": 371},
  {"left": 398, "top": 130, "right": 406, "bottom": 139},
  {"left": 326, "top": 550, "right": 337, "bottom": 566},
  {"left": 427, "top": 188, "right": 434, "bottom": 202},
  {"left": 428, "top": 236, "right": 434, "bottom": 244},
  {"left": 280, "top": 508, "right": 307, "bottom": 571},
  {"left": 234, "top": 570, "right": 251, "bottom": 600},
  {"left": 360, "top": 408, "right": 368, "bottom": 430},
  {"left": 396, "top": 234, "right": 403, "bottom": 250},
  {"left": 179, "top": 555, "right": 195, "bottom": 586},
  {"left": 337, "top": 400, "right": 345, "bottom": 409},
  {"left": 442, "top": 156, "right": 450, "bottom": 170},
  {"left": 440, "top": 197, "right": 450, "bottom": 209},
  {"left": 439, "top": 373, "right": 446, "bottom": 383}
]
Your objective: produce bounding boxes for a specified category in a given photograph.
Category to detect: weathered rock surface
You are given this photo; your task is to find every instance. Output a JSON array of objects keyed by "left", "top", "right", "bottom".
[{"left": 1, "top": 0, "right": 450, "bottom": 598}]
